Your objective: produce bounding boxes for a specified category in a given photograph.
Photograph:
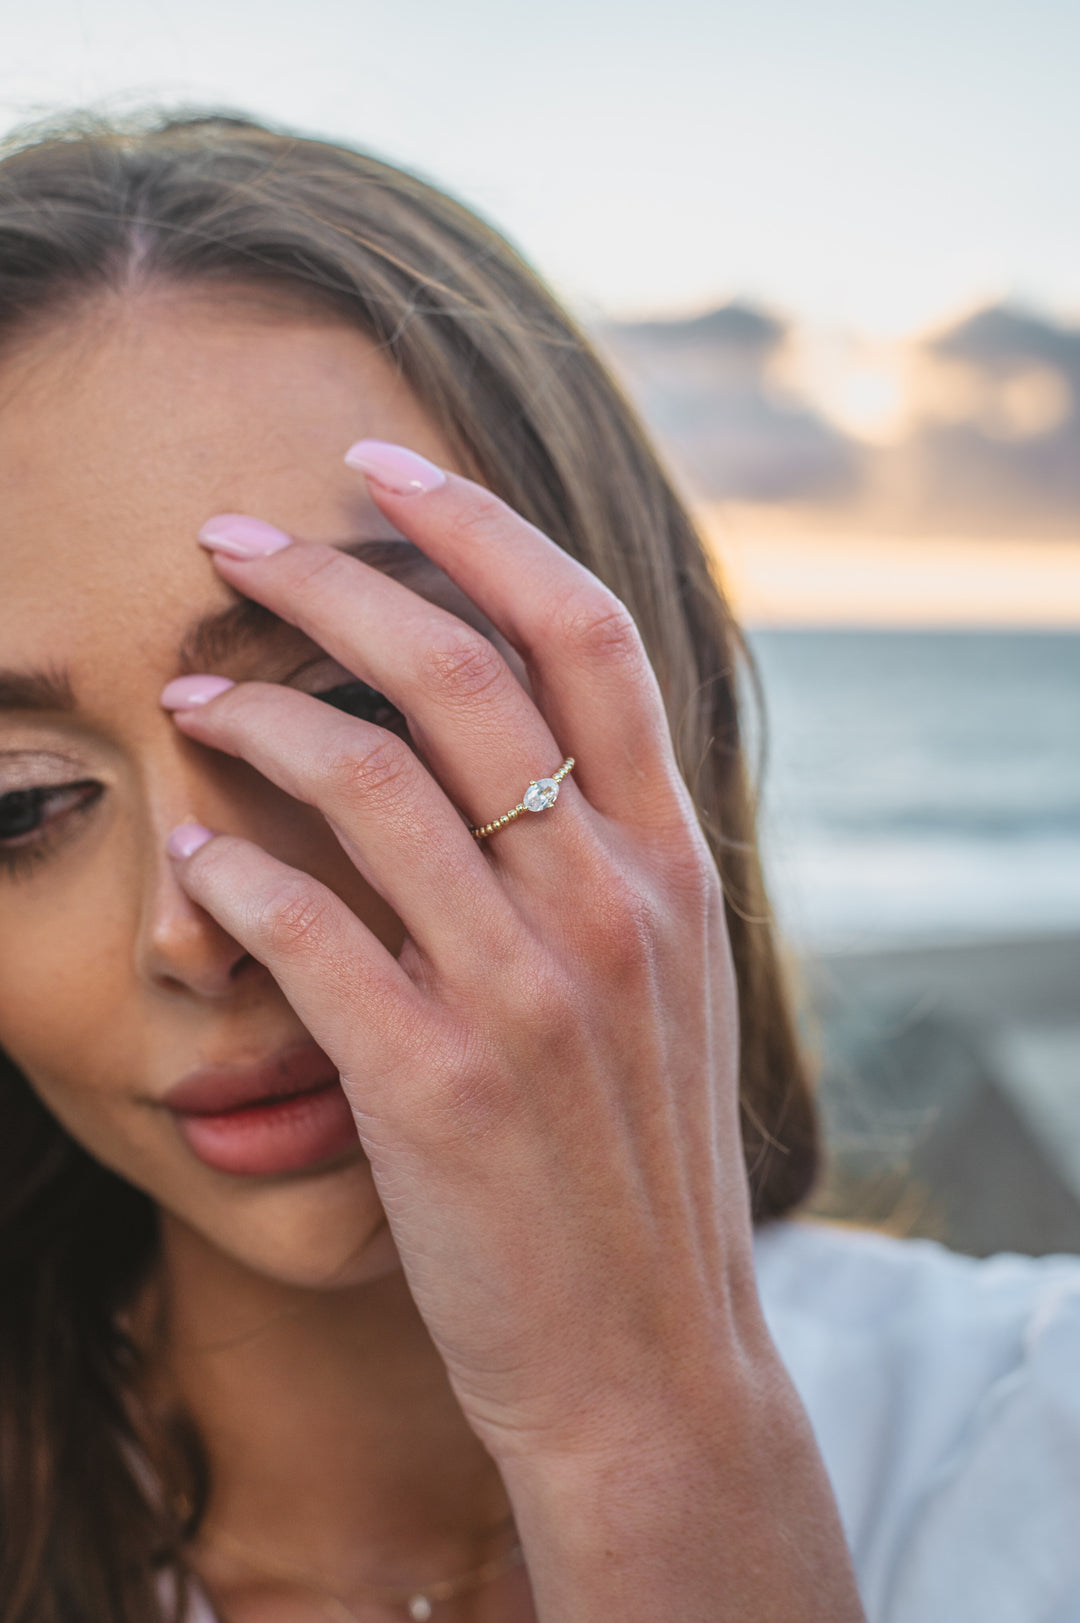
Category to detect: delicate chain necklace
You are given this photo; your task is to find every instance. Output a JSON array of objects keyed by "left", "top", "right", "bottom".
[{"left": 199, "top": 1514, "right": 525, "bottom": 1622}]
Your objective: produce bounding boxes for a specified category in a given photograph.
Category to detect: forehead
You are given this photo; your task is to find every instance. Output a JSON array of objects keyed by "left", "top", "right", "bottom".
[{"left": 0, "top": 288, "right": 450, "bottom": 680}]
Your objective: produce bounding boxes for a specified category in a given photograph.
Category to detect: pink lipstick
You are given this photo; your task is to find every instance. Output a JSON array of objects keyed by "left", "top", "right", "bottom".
[{"left": 163, "top": 1043, "right": 359, "bottom": 1176}]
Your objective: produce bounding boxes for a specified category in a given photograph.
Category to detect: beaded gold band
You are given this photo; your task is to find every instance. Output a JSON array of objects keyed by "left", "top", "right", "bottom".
[{"left": 470, "top": 757, "right": 575, "bottom": 840}]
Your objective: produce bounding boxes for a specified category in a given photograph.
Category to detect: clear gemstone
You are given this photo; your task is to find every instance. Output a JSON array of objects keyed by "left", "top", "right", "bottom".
[
  {"left": 523, "top": 778, "right": 559, "bottom": 812},
  {"left": 408, "top": 1598, "right": 433, "bottom": 1621}
]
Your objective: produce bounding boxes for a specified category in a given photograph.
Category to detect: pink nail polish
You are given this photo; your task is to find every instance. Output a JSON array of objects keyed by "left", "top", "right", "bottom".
[
  {"left": 343, "top": 440, "right": 447, "bottom": 495},
  {"left": 198, "top": 514, "right": 293, "bottom": 558},
  {"left": 167, "top": 823, "right": 214, "bottom": 860},
  {"left": 161, "top": 675, "right": 235, "bottom": 710}
]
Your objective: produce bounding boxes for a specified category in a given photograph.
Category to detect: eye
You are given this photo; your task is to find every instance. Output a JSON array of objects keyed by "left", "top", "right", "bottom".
[
  {"left": 0, "top": 782, "right": 99, "bottom": 843},
  {"left": 310, "top": 679, "right": 405, "bottom": 730},
  {"left": 0, "top": 781, "right": 103, "bottom": 875}
]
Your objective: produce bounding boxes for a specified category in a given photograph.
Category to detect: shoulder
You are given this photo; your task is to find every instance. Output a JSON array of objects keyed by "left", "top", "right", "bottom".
[{"left": 754, "top": 1219, "right": 1080, "bottom": 1622}]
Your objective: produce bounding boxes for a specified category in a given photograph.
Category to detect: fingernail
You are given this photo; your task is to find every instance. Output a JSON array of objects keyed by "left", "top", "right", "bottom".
[
  {"left": 343, "top": 440, "right": 447, "bottom": 495},
  {"left": 161, "top": 675, "right": 235, "bottom": 710},
  {"left": 198, "top": 514, "right": 293, "bottom": 558},
  {"left": 167, "top": 823, "right": 214, "bottom": 860}
]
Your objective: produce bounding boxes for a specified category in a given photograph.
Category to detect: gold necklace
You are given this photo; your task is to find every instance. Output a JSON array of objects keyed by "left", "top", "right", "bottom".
[{"left": 199, "top": 1514, "right": 525, "bottom": 1621}]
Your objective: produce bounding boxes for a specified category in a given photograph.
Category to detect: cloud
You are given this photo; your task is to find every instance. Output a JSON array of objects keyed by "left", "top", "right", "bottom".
[
  {"left": 930, "top": 305, "right": 1080, "bottom": 377},
  {"left": 599, "top": 300, "right": 1080, "bottom": 535},
  {"left": 903, "top": 304, "right": 1080, "bottom": 529},
  {"left": 598, "top": 302, "right": 863, "bottom": 502}
]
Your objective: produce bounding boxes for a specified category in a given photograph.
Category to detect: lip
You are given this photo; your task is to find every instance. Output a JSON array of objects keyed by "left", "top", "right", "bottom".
[{"left": 163, "top": 1042, "right": 361, "bottom": 1177}]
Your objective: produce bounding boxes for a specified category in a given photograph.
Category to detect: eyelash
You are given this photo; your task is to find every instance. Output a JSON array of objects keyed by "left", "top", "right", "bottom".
[
  {"left": 0, "top": 680, "right": 406, "bottom": 880},
  {"left": 0, "top": 782, "right": 103, "bottom": 879}
]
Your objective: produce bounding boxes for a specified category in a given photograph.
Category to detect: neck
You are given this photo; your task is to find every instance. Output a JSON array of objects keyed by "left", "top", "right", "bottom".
[{"left": 142, "top": 1214, "right": 513, "bottom": 1594}]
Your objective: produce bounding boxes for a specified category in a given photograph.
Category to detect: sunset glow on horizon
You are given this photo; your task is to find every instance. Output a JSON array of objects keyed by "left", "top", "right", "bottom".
[{"left": 702, "top": 510, "right": 1080, "bottom": 629}]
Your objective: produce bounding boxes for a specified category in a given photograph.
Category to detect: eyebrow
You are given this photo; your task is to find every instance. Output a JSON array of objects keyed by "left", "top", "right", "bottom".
[
  {"left": 0, "top": 538, "right": 431, "bottom": 714},
  {"left": 0, "top": 665, "right": 76, "bottom": 713}
]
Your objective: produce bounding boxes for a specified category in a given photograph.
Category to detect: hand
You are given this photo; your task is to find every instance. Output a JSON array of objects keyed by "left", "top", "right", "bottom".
[
  {"left": 166, "top": 441, "right": 754, "bottom": 1456},
  {"left": 166, "top": 442, "right": 865, "bottom": 1621}
]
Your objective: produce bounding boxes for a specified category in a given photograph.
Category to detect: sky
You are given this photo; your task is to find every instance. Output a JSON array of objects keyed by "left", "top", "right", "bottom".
[
  {"left": 3, "top": 0, "right": 1079, "bottom": 625},
  {"left": 1, "top": 0, "right": 1079, "bottom": 336}
]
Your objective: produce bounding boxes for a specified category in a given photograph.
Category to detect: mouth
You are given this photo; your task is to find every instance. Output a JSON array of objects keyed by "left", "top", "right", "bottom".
[{"left": 162, "top": 1042, "right": 361, "bottom": 1177}]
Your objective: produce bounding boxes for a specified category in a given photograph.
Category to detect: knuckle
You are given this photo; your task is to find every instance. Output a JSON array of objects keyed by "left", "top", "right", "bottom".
[
  {"left": 574, "top": 862, "right": 660, "bottom": 972},
  {"left": 551, "top": 590, "right": 642, "bottom": 666},
  {"left": 323, "top": 731, "right": 412, "bottom": 808},
  {"left": 645, "top": 809, "right": 720, "bottom": 900},
  {"left": 257, "top": 879, "right": 337, "bottom": 958},
  {"left": 408, "top": 1028, "right": 520, "bottom": 1149},
  {"left": 416, "top": 627, "right": 507, "bottom": 707},
  {"left": 661, "top": 834, "right": 716, "bottom": 899}
]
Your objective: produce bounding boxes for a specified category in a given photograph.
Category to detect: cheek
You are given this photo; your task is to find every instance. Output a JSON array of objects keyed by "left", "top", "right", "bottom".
[
  {"left": 0, "top": 873, "right": 135, "bottom": 1093},
  {"left": 0, "top": 850, "right": 398, "bottom": 1292},
  {"left": 0, "top": 921, "right": 151, "bottom": 1188},
  {"left": 0, "top": 824, "right": 156, "bottom": 1182},
  {"left": 0, "top": 762, "right": 407, "bottom": 1181}
]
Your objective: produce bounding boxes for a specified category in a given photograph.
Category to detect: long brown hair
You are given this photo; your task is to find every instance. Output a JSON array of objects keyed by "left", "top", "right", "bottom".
[{"left": 0, "top": 110, "right": 819, "bottom": 1620}]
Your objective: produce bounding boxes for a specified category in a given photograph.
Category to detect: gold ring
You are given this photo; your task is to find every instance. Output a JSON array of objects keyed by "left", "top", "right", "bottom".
[{"left": 470, "top": 758, "right": 575, "bottom": 840}]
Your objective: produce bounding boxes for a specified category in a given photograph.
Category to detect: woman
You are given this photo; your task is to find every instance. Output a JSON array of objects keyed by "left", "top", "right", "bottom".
[{"left": 0, "top": 112, "right": 1075, "bottom": 1623}]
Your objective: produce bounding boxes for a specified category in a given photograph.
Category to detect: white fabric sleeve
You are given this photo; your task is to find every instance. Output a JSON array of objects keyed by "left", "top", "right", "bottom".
[{"left": 754, "top": 1219, "right": 1080, "bottom": 1623}]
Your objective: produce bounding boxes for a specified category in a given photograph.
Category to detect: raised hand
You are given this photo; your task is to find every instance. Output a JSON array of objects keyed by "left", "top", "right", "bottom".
[{"left": 162, "top": 439, "right": 864, "bottom": 1623}]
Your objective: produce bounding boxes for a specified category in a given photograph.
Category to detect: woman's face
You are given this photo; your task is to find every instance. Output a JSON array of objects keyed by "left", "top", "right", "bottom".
[{"left": 0, "top": 286, "right": 498, "bottom": 1289}]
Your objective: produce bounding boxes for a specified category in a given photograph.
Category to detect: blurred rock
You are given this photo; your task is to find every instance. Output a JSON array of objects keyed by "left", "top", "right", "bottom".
[{"left": 801, "top": 935, "right": 1080, "bottom": 1256}]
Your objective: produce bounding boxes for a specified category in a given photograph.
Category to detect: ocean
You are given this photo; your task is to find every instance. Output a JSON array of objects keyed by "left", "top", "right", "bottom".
[{"left": 746, "top": 630, "right": 1080, "bottom": 953}]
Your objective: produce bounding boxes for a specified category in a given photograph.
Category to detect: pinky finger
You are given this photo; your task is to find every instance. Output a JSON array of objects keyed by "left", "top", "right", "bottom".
[{"left": 169, "top": 828, "right": 426, "bottom": 1103}]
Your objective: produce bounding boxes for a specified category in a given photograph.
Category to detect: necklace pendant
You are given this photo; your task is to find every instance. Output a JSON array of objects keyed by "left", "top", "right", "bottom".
[{"left": 407, "top": 1597, "right": 433, "bottom": 1621}]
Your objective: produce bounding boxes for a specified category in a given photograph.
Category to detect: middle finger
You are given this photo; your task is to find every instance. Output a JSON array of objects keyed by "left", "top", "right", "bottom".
[{"left": 193, "top": 533, "right": 596, "bottom": 875}]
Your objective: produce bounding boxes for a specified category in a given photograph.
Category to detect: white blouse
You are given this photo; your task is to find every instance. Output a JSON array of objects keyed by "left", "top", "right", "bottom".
[
  {"left": 754, "top": 1218, "right": 1080, "bottom": 1622},
  {"left": 179, "top": 1219, "right": 1080, "bottom": 1622}
]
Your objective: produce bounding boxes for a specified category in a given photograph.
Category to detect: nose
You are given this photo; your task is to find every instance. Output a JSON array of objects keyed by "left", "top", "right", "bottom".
[
  {"left": 139, "top": 850, "right": 263, "bottom": 999},
  {"left": 132, "top": 733, "right": 285, "bottom": 1000}
]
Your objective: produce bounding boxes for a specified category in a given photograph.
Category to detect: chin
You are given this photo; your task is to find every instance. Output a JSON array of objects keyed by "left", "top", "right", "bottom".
[{"left": 160, "top": 1149, "right": 403, "bottom": 1293}]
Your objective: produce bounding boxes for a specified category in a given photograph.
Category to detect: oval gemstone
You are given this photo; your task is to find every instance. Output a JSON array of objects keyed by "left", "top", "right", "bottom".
[{"left": 523, "top": 778, "right": 559, "bottom": 812}]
